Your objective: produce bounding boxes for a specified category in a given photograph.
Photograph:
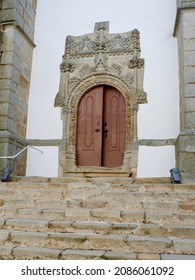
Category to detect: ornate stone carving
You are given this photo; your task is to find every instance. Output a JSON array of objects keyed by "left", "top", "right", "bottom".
[
  {"left": 56, "top": 22, "right": 147, "bottom": 177},
  {"left": 60, "top": 56, "right": 75, "bottom": 73},
  {"left": 128, "top": 58, "right": 144, "bottom": 69},
  {"left": 65, "top": 36, "right": 77, "bottom": 54},
  {"left": 63, "top": 24, "right": 141, "bottom": 55},
  {"left": 93, "top": 53, "right": 108, "bottom": 71},
  {"left": 131, "top": 104, "right": 139, "bottom": 112},
  {"left": 122, "top": 73, "right": 134, "bottom": 85},
  {"left": 70, "top": 76, "right": 80, "bottom": 88},
  {"left": 137, "top": 91, "right": 148, "bottom": 104},
  {"left": 110, "top": 63, "right": 122, "bottom": 75},
  {"left": 79, "top": 64, "right": 92, "bottom": 78},
  {"left": 54, "top": 91, "right": 65, "bottom": 107}
]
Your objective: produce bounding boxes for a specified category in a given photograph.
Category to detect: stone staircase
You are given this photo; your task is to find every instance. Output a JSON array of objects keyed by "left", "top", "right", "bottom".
[{"left": 0, "top": 177, "right": 195, "bottom": 260}]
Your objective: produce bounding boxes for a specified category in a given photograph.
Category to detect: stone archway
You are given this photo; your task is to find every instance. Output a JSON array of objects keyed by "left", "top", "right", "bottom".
[{"left": 54, "top": 22, "right": 147, "bottom": 178}]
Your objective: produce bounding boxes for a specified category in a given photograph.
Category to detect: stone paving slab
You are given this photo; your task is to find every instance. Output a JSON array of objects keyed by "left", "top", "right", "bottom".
[
  {"left": 5, "top": 218, "right": 49, "bottom": 229},
  {"left": 83, "top": 234, "right": 128, "bottom": 251},
  {"left": 90, "top": 209, "right": 121, "bottom": 220},
  {"left": 104, "top": 251, "right": 137, "bottom": 260},
  {"left": 161, "top": 253, "right": 195, "bottom": 260},
  {"left": 170, "top": 238, "right": 195, "bottom": 254},
  {"left": 0, "top": 219, "right": 5, "bottom": 228},
  {"left": 12, "top": 246, "right": 62, "bottom": 260},
  {"left": 10, "top": 231, "right": 49, "bottom": 245},
  {"left": 0, "top": 244, "right": 16, "bottom": 259},
  {"left": 126, "top": 236, "right": 172, "bottom": 254},
  {"left": 61, "top": 249, "right": 105, "bottom": 260},
  {"left": 0, "top": 230, "right": 11, "bottom": 243}
]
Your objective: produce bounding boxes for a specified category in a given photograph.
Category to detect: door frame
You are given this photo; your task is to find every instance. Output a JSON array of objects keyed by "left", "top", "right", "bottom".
[
  {"left": 59, "top": 74, "right": 139, "bottom": 177},
  {"left": 76, "top": 85, "right": 126, "bottom": 168}
]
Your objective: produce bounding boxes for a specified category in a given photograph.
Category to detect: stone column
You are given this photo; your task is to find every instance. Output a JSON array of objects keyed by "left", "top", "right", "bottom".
[
  {"left": 174, "top": 0, "right": 195, "bottom": 182},
  {"left": 0, "top": 0, "right": 37, "bottom": 175}
]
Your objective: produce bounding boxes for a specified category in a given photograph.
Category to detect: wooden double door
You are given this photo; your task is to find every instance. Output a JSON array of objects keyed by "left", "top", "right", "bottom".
[{"left": 76, "top": 86, "right": 126, "bottom": 167}]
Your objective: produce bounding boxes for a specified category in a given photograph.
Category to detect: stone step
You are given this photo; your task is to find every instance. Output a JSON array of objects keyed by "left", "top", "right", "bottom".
[
  {"left": 1, "top": 184, "right": 195, "bottom": 206},
  {"left": 1, "top": 207, "right": 195, "bottom": 223},
  {"left": 0, "top": 244, "right": 137, "bottom": 260},
  {"left": 1, "top": 243, "right": 194, "bottom": 260},
  {"left": 2, "top": 181, "right": 195, "bottom": 194},
  {"left": 2, "top": 218, "right": 195, "bottom": 239},
  {"left": 1, "top": 229, "right": 195, "bottom": 255},
  {"left": 13, "top": 176, "right": 134, "bottom": 185},
  {"left": 1, "top": 179, "right": 195, "bottom": 260},
  {"left": 3, "top": 198, "right": 193, "bottom": 211}
]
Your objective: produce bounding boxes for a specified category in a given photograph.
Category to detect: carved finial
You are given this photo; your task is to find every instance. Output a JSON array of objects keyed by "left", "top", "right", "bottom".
[{"left": 94, "top": 22, "right": 109, "bottom": 32}]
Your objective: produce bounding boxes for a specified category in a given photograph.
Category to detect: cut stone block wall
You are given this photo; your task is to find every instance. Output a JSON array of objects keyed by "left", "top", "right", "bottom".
[
  {"left": 0, "top": 0, "right": 37, "bottom": 175},
  {"left": 174, "top": 0, "right": 195, "bottom": 182}
]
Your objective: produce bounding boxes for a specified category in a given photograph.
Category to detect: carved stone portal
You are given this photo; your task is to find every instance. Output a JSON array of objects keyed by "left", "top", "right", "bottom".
[{"left": 54, "top": 22, "right": 147, "bottom": 178}]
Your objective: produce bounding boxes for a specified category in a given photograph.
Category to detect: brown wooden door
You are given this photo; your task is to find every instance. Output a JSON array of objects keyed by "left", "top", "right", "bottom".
[
  {"left": 76, "top": 86, "right": 126, "bottom": 167},
  {"left": 103, "top": 86, "right": 126, "bottom": 167}
]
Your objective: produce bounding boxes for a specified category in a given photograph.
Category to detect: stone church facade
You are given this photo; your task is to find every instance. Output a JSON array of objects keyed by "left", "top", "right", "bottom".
[{"left": 0, "top": 0, "right": 195, "bottom": 182}]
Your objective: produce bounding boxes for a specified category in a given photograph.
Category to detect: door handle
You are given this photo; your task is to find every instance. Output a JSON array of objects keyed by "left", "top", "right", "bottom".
[{"left": 104, "top": 129, "right": 109, "bottom": 139}]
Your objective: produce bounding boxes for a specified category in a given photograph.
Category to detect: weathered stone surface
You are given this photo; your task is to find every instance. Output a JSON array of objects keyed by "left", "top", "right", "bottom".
[
  {"left": 142, "top": 201, "right": 179, "bottom": 211},
  {"left": 161, "top": 253, "right": 195, "bottom": 260},
  {"left": 121, "top": 211, "right": 144, "bottom": 222},
  {"left": 174, "top": 0, "right": 195, "bottom": 181},
  {"left": 170, "top": 238, "right": 195, "bottom": 254},
  {"left": 104, "top": 251, "right": 137, "bottom": 260},
  {"left": 65, "top": 209, "right": 90, "bottom": 219},
  {"left": 1, "top": 179, "right": 195, "bottom": 259},
  {"left": 10, "top": 231, "right": 48, "bottom": 245},
  {"left": 48, "top": 233, "right": 88, "bottom": 250},
  {"left": 90, "top": 209, "right": 121, "bottom": 221},
  {"left": 138, "top": 253, "right": 160, "bottom": 260},
  {"left": 0, "top": 244, "right": 15, "bottom": 259},
  {"left": 12, "top": 246, "right": 62, "bottom": 260},
  {"left": 0, "top": 197, "right": 4, "bottom": 207},
  {"left": 5, "top": 218, "right": 49, "bottom": 230},
  {"left": 84, "top": 234, "right": 128, "bottom": 251},
  {"left": 0, "top": 0, "right": 36, "bottom": 174},
  {"left": 127, "top": 236, "right": 172, "bottom": 254},
  {"left": 0, "top": 218, "right": 5, "bottom": 228},
  {"left": 61, "top": 249, "right": 105, "bottom": 260},
  {"left": 41, "top": 209, "right": 65, "bottom": 219},
  {"left": 0, "top": 230, "right": 11, "bottom": 243},
  {"left": 48, "top": 221, "right": 74, "bottom": 232}
]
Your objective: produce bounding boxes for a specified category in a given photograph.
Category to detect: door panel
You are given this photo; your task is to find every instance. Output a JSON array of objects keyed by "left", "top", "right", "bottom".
[
  {"left": 76, "top": 85, "right": 126, "bottom": 167},
  {"left": 103, "top": 86, "right": 126, "bottom": 167},
  {"left": 76, "top": 86, "right": 103, "bottom": 166}
]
